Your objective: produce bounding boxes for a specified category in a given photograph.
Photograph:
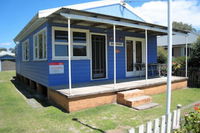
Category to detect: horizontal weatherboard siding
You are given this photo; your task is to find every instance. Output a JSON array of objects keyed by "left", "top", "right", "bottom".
[{"left": 16, "top": 21, "right": 158, "bottom": 88}]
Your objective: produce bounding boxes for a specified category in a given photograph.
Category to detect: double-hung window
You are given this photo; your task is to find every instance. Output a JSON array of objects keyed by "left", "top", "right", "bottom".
[
  {"left": 53, "top": 27, "right": 68, "bottom": 58},
  {"left": 73, "top": 31, "right": 87, "bottom": 56},
  {"left": 52, "top": 27, "right": 89, "bottom": 60},
  {"left": 22, "top": 39, "right": 29, "bottom": 61},
  {"left": 33, "top": 28, "right": 47, "bottom": 60}
]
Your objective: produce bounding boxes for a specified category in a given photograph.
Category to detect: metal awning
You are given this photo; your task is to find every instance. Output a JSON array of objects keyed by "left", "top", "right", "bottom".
[
  {"left": 14, "top": 8, "right": 188, "bottom": 42},
  {"left": 50, "top": 8, "right": 188, "bottom": 36}
]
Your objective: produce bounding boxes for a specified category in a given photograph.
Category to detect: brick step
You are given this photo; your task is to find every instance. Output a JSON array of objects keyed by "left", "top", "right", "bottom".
[
  {"left": 125, "top": 95, "right": 152, "bottom": 107},
  {"left": 117, "top": 89, "right": 144, "bottom": 99}
]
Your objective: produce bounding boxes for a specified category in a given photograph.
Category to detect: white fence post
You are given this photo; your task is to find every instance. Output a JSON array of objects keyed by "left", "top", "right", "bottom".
[
  {"left": 160, "top": 115, "right": 166, "bottom": 133},
  {"left": 154, "top": 118, "right": 160, "bottom": 133},
  {"left": 147, "top": 121, "right": 153, "bottom": 133},
  {"left": 166, "top": 113, "right": 172, "bottom": 133},
  {"left": 176, "top": 104, "right": 182, "bottom": 129},
  {"left": 129, "top": 128, "right": 135, "bottom": 133},
  {"left": 139, "top": 124, "right": 144, "bottom": 133},
  {"left": 129, "top": 106, "right": 182, "bottom": 133},
  {"left": 172, "top": 110, "right": 177, "bottom": 129}
]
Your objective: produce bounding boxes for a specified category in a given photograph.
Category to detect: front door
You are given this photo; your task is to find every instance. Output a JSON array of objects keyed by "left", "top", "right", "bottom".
[
  {"left": 126, "top": 37, "right": 144, "bottom": 77},
  {"left": 91, "top": 34, "right": 106, "bottom": 79}
]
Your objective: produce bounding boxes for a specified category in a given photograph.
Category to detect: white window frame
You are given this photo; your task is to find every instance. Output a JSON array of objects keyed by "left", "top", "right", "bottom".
[
  {"left": 33, "top": 28, "right": 47, "bottom": 61},
  {"left": 22, "top": 39, "right": 29, "bottom": 61},
  {"left": 52, "top": 26, "right": 90, "bottom": 60}
]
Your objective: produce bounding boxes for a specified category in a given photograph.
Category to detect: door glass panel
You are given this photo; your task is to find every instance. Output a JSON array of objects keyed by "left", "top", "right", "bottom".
[
  {"left": 136, "top": 41, "right": 142, "bottom": 63},
  {"left": 92, "top": 35, "right": 106, "bottom": 79},
  {"left": 126, "top": 40, "right": 133, "bottom": 72},
  {"left": 136, "top": 41, "right": 142, "bottom": 71}
]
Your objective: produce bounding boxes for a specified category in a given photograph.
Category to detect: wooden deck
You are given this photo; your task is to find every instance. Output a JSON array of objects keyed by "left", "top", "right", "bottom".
[{"left": 56, "top": 76, "right": 187, "bottom": 98}]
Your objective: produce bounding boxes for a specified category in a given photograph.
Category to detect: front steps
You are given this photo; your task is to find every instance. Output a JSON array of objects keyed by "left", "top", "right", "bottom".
[{"left": 117, "top": 89, "right": 158, "bottom": 110}]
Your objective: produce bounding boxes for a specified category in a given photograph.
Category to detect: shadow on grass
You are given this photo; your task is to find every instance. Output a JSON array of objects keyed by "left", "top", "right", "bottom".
[
  {"left": 72, "top": 118, "right": 105, "bottom": 133},
  {"left": 10, "top": 77, "right": 71, "bottom": 113},
  {"left": 11, "top": 77, "right": 51, "bottom": 107}
]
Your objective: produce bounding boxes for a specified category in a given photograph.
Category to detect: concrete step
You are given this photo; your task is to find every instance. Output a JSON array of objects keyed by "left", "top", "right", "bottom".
[
  {"left": 133, "top": 103, "right": 159, "bottom": 110},
  {"left": 125, "top": 95, "right": 152, "bottom": 107},
  {"left": 117, "top": 89, "right": 144, "bottom": 99}
]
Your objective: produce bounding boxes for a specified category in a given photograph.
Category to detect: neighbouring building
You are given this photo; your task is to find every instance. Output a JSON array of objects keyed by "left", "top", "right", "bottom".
[
  {"left": 157, "top": 32, "right": 199, "bottom": 57},
  {"left": 0, "top": 51, "right": 15, "bottom": 72}
]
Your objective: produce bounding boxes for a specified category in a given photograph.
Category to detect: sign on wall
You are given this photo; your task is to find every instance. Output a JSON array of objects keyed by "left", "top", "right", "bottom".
[
  {"left": 109, "top": 42, "right": 124, "bottom": 47},
  {"left": 49, "top": 62, "right": 64, "bottom": 74}
]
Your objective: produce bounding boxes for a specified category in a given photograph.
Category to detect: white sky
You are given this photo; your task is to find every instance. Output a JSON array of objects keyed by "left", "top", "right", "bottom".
[{"left": 134, "top": 0, "right": 200, "bottom": 30}]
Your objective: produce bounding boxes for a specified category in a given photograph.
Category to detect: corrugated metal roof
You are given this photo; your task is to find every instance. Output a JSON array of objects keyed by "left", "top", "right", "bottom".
[{"left": 157, "top": 32, "right": 199, "bottom": 46}]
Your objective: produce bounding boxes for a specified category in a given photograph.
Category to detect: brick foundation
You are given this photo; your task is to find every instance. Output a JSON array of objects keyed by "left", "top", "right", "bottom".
[
  {"left": 142, "top": 80, "right": 187, "bottom": 95},
  {"left": 16, "top": 73, "right": 188, "bottom": 112},
  {"left": 47, "top": 79, "right": 187, "bottom": 112},
  {"left": 48, "top": 89, "right": 116, "bottom": 112}
]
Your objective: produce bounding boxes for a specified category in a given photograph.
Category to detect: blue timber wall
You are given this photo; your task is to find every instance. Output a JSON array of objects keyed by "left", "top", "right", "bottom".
[
  {"left": 16, "top": 22, "right": 157, "bottom": 88},
  {"left": 16, "top": 23, "right": 50, "bottom": 87}
]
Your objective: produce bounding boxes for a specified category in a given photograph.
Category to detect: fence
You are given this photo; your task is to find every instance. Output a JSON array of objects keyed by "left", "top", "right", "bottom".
[
  {"left": 173, "top": 67, "right": 200, "bottom": 88},
  {"left": 129, "top": 105, "right": 181, "bottom": 133}
]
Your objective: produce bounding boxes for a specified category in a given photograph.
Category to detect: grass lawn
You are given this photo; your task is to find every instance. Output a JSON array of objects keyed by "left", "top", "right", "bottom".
[{"left": 0, "top": 71, "right": 200, "bottom": 133}]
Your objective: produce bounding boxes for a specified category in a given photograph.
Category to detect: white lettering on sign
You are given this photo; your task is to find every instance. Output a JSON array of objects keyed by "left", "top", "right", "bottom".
[{"left": 49, "top": 62, "right": 64, "bottom": 74}]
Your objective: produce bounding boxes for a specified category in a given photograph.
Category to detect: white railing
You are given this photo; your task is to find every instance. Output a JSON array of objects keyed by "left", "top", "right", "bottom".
[{"left": 129, "top": 105, "right": 182, "bottom": 133}]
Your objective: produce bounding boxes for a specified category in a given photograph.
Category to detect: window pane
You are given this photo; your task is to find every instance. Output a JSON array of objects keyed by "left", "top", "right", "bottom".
[
  {"left": 43, "top": 32, "right": 47, "bottom": 58},
  {"left": 38, "top": 33, "right": 43, "bottom": 59},
  {"left": 73, "top": 32, "right": 86, "bottom": 43},
  {"left": 34, "top": 36, "right": 38, "bottom": 59},
  {"left": 136, "top": 41, "right": 142, "bottom": 63},
  {"left": 26, "top": 42, "right": 29, "bottom": 60},
  {"left": 55, "top": 45, "right": 68, "bottom": 56},
  {"left": 126, "top": 40, "right": 133, "bottom": 71},
  {"left": 55, "top": 30, "right": 68, "bottom": 42},
  {"left": 73, "top": 45, "right": 86, "bottom": 56}
]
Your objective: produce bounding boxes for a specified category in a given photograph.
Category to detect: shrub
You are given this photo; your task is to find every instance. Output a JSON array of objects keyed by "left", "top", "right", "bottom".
[
  {"left": 157, "top": 47, "right": 167, "bottom": 64},
  {"left": 172, "top": 56, "right": 186, "bottom": 74},
  {"left": 174, "top": 103, "right": 200, "bottom": 133},
  {"left": 189, "top": 36, "right": 200, "bottom": 67}
]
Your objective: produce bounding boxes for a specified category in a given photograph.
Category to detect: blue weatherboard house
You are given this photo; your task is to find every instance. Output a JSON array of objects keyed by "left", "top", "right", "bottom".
[{"left": 14, "top": 0, "right": 186, "bottom": 92}]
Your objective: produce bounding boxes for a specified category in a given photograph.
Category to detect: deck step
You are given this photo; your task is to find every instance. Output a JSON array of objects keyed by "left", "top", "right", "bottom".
[
  {"left": 117, "top": 89, "right": 144, "bottom": 99},
  {"left": 125, "top": 95, "right": 152, "bottom": 107},
  {"left": 133, "top": 103, "right": 159, "bottom": 110}
]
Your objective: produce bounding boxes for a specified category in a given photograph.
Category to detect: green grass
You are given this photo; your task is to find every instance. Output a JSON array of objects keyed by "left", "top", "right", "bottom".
[{"left": 0, "top": 71, "right": 199, "bottom": 133}]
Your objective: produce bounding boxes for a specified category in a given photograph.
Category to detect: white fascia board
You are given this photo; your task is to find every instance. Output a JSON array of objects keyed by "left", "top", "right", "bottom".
[
  {"left": 39, "top": 7, "right": 61, "bottom": 18},
  {"left": 38, "top": 0, "right": 121, "bottom": 18},
  {"left": 65, "top": 0, "right": 121, "bottom": 10},
  {"left": 60, "top": 13, "right": 186, "bottom": 35}
]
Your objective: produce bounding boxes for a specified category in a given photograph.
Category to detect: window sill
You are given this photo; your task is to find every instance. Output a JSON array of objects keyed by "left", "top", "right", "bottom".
[
  {"left": 52, "top": 57, "right": 90, "bottom": 60},
  {"left": 33, "top": 59, "right": 47, "bottom": 61},
  {"left": 22, "top": 60, "right": 29, "bottom": 62}
]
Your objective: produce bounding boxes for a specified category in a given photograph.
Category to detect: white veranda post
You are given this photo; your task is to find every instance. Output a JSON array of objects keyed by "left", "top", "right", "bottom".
[
  {"left": 113, "top": 25, "right": 116, "bottom": 89},
  {"left": 185, "top": 36, "right": 188, "bottom": 77},
  {"left": 145, "top": 29, "right": 148, "bottom": 80},
  {"left": 68, "top": 18, "right": 72, "bottom": 94},
  {"left": 166, "top": 0, "right": 172, "bottom": 132}
]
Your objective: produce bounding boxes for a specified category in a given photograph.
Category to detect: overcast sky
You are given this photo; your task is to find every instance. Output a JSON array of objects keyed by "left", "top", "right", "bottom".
[{"left": 0, "top": 0, "right": 199, "bottom": 49}]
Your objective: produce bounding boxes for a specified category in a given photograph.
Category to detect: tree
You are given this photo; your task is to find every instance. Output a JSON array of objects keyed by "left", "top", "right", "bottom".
[
  {"left": 189, "top": 36, "right": 200, "bottom": 67},
  {"left": 157, "top": 46, "right": 167, "bottom": 64},
  {"left": 9, "top": 48, "right": 15, "bottom": 53},
  {"left": 173, "top": 21, "right": 196, "bottom": 32},
  {"left": 0, "top": 48, "right": 7, "bottom": 52}
]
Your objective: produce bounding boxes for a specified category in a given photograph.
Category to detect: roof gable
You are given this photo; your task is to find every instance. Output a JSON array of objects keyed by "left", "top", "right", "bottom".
[
  {"left": 38, "top": 0, "right": 145, "bottom": 22},
  {"left": 85, "top": 4, "right": 144, "bottom": 22}
]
